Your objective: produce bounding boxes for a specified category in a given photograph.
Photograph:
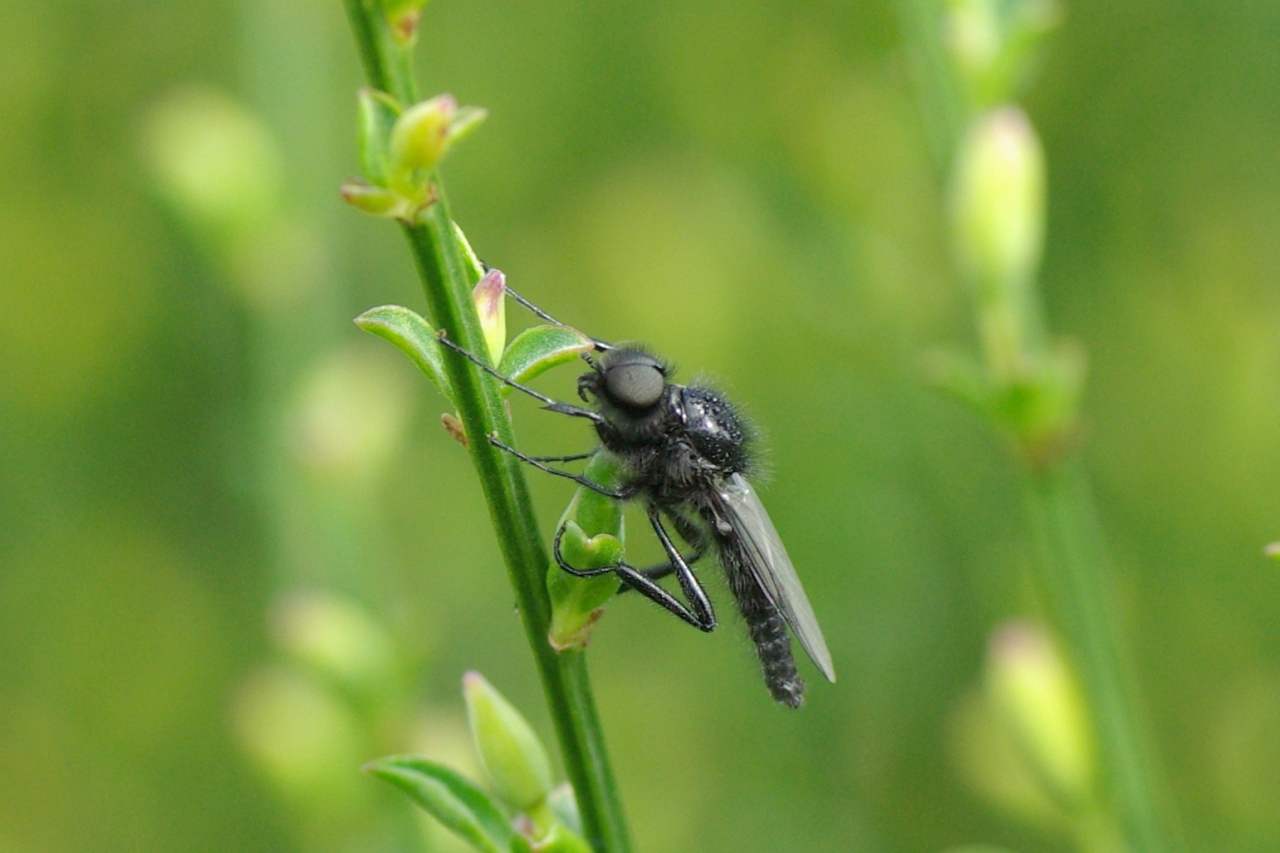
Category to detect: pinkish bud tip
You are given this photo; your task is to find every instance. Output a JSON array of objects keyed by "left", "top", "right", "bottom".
[
  {"left": 474, "top": 269, "right": 506, "bottom": 317},
  {"left": 989, "top": 620, "right": 1048, "bottom": 661}
]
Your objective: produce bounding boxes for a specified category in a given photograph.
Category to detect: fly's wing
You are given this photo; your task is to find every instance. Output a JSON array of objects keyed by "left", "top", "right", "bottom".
[{"left": 716, "top": 473, "right": 835, "bottom": 682}]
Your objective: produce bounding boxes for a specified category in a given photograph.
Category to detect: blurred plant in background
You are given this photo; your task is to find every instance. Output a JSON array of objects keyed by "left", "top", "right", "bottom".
[
  {"left": 144, "top": 82, "right": 460, "bottom": 851},
  {"left": 904, "top": 0, "right": 1170, "bottom": 850}
]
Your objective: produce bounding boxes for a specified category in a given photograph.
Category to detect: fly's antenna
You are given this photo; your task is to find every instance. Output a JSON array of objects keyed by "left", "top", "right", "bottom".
[{"left": 503, "top": 285, "right": 615, "bottom": 352}]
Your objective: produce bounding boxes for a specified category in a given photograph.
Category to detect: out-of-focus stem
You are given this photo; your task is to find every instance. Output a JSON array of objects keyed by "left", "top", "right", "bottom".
[
  {"left": 890, "top": 2, "right": 1174, "bottom": 850},
  {"left": 1024, "top": 463, "right": 1165, "bottom": 853}
]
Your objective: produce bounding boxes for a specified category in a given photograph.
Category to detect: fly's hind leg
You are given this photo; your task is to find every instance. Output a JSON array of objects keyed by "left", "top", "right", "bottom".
[
  {"left": 618, "top": 507, "right": 708, "bottom": 590},
  {"left": 551, "top": 520, "right": 715, "bottom": 632}
]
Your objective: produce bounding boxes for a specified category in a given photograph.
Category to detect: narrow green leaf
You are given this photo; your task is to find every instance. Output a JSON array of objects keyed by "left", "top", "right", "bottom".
[
  {"left": 355, "top": 305, "right": 454, "bottom": 403},
  {"left": 356, "top": 88, "right": 402, "bottom": 187},
  {"left": 366, "top": 755, "right": 514, "bottom": 853},
  {"left": 546, "top": 783, "right": 582, "bottom": 836},
  {"left": 531, "top": 824, "right": 594, "bottom": 853},
  {"left": 445, "top": 105, "right": 489, "bottom": 150},
  {"left": 498, "top": 325, "right": 594, "bottom": 395},
  {"left": 452, "top": 221, "right": 486, "bottom": 281}
]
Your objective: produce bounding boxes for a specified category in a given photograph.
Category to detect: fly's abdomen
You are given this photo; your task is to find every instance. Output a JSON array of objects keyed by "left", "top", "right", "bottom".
[{"left": 720, "top": 539, "right": 805, "bottom": 708}]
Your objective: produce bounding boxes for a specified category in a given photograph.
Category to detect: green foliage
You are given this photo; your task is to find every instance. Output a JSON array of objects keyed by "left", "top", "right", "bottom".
[
  {"left": 498, "top": 326, "right": 595, "bottom": 393},
  {"left": 366, "top": 756, "right": 517, "bottom": 853},
  {"left": 547, "top": 454, "right": 627, "bottom": 650},
  {"left": 369, "top": 674, "right": 594, "bottom": 853},
  {"left": 355, "top": 304, "right": 454, "bottom": 403}
]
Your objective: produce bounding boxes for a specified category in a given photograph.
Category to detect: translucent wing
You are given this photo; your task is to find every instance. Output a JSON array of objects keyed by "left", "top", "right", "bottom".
[{"left": 715, "top": 474, "right": 835, "bottom": 682}]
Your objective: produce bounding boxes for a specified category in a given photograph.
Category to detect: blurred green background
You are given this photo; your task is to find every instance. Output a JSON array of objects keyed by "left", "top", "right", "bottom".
[{"left": 3, "top": 1, "right": 1280, "bottom": 851}]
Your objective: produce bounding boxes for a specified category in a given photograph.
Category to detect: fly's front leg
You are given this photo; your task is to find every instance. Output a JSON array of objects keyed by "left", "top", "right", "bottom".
[
  {"left": 524, "top": 450, "right": 597, "bottom": 463},
  {"left": 435, "top": 332, "right": 605, "bottom": 424}
]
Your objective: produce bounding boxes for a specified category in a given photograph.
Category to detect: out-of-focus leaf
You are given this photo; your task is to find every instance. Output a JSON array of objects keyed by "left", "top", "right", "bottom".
[
  {"left": 497, "top": 325, "right": 593, "bottom": 396},
  {"left": 365, "top": 755, "right": 514, "bottom": 853},
  {"left": 530, "top": 824, "right": 593, "bottom": 853},
  {"left": 355, "top": 305, "right": 454, "bottom": 404},
  {"left": 545, "top": 783, "right": 582, "bottom": 836},
  {"left": 452, "top": 221, "right": 486, "bottom": 281},
  {"left": 356, "top": 88, "right": 402, "bottom": 187}
]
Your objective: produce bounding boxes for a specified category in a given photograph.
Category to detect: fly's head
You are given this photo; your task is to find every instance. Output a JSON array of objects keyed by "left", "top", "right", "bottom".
[{"left": 578, "top": 347, "right": 682, "bottom": 448}]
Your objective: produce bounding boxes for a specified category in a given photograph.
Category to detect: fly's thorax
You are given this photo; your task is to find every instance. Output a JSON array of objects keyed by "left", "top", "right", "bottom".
[{"left": 678, "top": 385, "right": 752, "bottom": 474}]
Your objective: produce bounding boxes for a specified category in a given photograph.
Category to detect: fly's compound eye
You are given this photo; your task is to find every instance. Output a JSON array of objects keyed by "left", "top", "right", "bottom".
[{"left": 604, "top": 360, "right": 665, "bottom": 409}]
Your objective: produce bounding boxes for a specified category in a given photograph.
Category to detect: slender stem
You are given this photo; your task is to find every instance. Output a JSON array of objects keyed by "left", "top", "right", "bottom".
[
  {"left": 890, "top": 0, "right": 966, "bottom": 176},
  {"left": 341, "top": 3, "right": 632, "bottom": 851},
  {"left": 1024, "top": 464, "right": 1166, "bottom": 853}
]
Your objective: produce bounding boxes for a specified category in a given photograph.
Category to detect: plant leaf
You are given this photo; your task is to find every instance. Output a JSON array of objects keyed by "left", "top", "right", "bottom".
[
  {"left": 452, "top": 221, "right": 486, "bottom": 282},
  {"left": 530, "top": 824, "right": 593, "bottom": 853},
  {"left": 356, "top": 88, "right": 402, "bottom": 188},
  {"left": 355, "top": 305, "right": 454, "bottom": 404},
  {"left": 545, "top": 783, "right": 582, "bottom": 836},
  {"left": 498, "top": 325, "right": 593, "bottom": 395},
  {"left": 366, "top": 755, "right": 515, "bottom": 853}
]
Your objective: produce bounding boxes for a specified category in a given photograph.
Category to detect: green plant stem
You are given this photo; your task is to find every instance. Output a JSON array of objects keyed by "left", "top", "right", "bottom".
[
  {"left": 1024, "top": 463, "right": 1165, "bottom": 852},
  {"left": 341, "top": 3, "right": 632, "bottom": 851},
  {"left": 891, "top": 0, "right": 966, "bottom": 176}
]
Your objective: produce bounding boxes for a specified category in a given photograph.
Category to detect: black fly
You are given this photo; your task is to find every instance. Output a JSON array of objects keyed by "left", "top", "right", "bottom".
[{"left": 439, "top": 288, "right": 835, "bottom": 708}]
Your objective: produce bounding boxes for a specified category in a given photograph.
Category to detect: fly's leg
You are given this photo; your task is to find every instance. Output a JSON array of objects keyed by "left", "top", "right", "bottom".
[
  {"left": 436, "top": 332, "right": 605, "bottom": 424},
  {"left": 618, "top": 507, "right": 708, "bottom": 591},
  {"left": 552, "top": 522, "right": 716, "bottom": 632},
  {"left": 524, "top": 450, "right": 597, "bottom": 463},
  {"left": 489, "top": 434, "right": 624, "bottom": 499},
  {"left": 503, "top": 287, "right": 614, "bottom": 352},
  {"left": 642, "top": 505, "right": 716, "bottom": 631}
]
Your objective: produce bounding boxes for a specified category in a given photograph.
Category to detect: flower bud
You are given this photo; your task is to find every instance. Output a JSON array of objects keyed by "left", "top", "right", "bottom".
[
  {"left": 387, "top": 94, "right": 487, "bottom": 199},
  {"left": 462, "top": 672, "right": 554, "bottom": 811},
  {"left": 389, "top": 94, "right": 457, "bottom": 186},
  {"left": 380, "top": 0, "right": 427, "bottom": 42},
  {"left": 472, "top": 268, "right": 508, "bottom": 365},
  {"left": 985, "top": 621, "right": 1096, "bottom": 810},
  {"left": 950, "top": 107, "right": 1045, "bottom": 296}
]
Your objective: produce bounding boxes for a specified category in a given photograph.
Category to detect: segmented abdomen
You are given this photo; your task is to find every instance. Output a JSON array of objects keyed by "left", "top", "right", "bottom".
[{"left": 718, "top": 536, "right": 805, "bottom": 708}]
